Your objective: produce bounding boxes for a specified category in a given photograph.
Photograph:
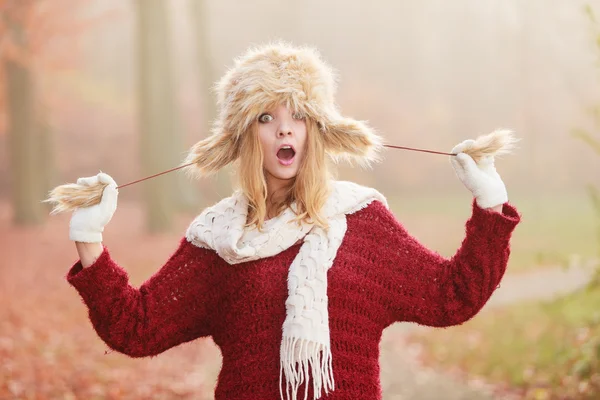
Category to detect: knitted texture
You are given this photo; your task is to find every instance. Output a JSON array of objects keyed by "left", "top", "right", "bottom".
[
  {"left": 185, "top": 180, "right": 387, "bottom": 399},
  {"left": 67, "top": 200, "right": 520, "bottom": 400}
]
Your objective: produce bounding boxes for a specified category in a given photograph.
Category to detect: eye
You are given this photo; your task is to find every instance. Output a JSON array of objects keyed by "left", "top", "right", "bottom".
[
  {"left": 258, "top": 113, "right": 273, "bottom": 123},
  {"left": 292, "top": 112, "right": 305, "bottom": 120}
]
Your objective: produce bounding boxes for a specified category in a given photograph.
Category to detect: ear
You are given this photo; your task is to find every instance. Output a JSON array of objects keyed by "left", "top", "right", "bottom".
[
  {"left": 322, "top": 117, "right": 383, "bottom": 167},
  {"left": 183, "top": 129, "right": 241, "bottom": 179}
]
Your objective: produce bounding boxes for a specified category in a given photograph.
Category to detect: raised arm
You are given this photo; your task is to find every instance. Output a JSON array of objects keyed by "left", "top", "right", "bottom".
[
  {"left": 367, "top": 136, "right": 517, "bottom": 326},
  {"left": 355, "top": 200, "right": 520, "bottom": 328},
  {"left": 67, "top": 238, "right": 220, "bottom": 357}
]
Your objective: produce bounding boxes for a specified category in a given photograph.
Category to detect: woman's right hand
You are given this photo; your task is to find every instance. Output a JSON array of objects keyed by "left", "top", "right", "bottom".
[{"left": 69, "top": 172, "right": 118, "bottom": 243}]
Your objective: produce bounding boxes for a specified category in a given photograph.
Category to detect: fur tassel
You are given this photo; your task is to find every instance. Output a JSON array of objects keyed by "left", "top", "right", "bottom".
[
  {"left": 44, "top": 182, "right": 108, "bottom": 214},
  {"left": 461, "top": 129, "right": 519, "bottom": 163},
  {"left": 322, "top": 117, "right": 383, "bottom": 168}
]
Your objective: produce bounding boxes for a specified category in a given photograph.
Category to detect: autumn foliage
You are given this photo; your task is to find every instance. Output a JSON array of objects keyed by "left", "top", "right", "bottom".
[{"left": 0, "top": 0, "right": 116, "bottom": 135}]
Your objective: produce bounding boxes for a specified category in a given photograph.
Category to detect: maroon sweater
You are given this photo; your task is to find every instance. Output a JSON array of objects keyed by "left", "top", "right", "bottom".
[{"left": 67, "top": 200, "right": 520, "bottom": 399}]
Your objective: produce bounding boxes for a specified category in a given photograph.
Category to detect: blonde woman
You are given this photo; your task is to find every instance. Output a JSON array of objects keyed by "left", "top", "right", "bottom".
[{"left": 67, "top": 43, "right": 520, "bottom": 400}]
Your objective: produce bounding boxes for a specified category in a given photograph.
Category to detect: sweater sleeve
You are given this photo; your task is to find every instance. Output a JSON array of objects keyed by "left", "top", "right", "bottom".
[
  {"left": 66, "top": 237, "right": 219, "bottom": 357},
  {"left": 352, "top": 200, "right": 520, "bottom": 328}
]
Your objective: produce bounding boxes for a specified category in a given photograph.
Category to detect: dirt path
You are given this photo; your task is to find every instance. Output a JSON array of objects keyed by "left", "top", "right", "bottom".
[
  {"left": 380, "top": 326, "right": 496, "bottom": 400},
  {"left": 376, "top": 262, "right": 598, "bottom": 400},
  {"left": 486, "top": 262, "right": 597, "bottom": 308}
]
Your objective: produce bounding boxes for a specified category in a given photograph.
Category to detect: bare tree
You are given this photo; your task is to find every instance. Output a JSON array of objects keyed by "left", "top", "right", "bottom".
[
  {"left": 5, "top": 15, "right": 45, "bottom": 225},
  {"left": 136, "top": 0, "right": 181, "bottom": 232},
  {"left": 189, "top": 0, "right": 233, "bottom": 201}
]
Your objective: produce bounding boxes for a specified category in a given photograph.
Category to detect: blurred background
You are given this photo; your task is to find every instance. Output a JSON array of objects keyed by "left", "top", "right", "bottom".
[{"left": 1, "top": 0, "right": 599, "bottom": 399}]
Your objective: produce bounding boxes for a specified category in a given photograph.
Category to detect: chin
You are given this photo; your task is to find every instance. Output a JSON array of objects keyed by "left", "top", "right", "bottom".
[
  {"left": 266, "top": 165, "right": 299, "bottom": 181},
  {"left": 272, "top": 169, "right": 299, "bottom": 181}
]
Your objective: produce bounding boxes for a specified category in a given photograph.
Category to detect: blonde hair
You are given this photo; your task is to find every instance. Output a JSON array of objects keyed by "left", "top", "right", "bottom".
[{"left": 237, "top": 118, "right": 332, "bottom": 230}]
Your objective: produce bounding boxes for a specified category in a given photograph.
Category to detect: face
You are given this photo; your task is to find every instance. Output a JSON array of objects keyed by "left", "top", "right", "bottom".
[{"left": 257, "top": 104, "right": 307, "bottom": 189}]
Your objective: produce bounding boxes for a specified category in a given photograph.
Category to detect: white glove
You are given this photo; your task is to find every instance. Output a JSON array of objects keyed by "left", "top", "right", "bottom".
[
  {"left": 450, "top": 140, "right": 508, "bottom": 209},
  {"left": 69, "top": 172, "right": 118, "bottom": 243}
]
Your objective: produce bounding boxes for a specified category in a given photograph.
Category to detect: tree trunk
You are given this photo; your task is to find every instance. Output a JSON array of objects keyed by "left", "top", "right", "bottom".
[
  {"left": 6, "top": 21, "right": 44, "bottom": 225},
  {"left": 136, "top": 0, "right": 180, "bottom": 232},
  {"left": 189, "top": 0, "right": 229, "bottom": 202}
]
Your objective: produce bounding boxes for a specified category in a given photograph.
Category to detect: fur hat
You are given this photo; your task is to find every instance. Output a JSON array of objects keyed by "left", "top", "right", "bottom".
[{"left": 184, "top": 42, "right": 383, "bottom": 176}]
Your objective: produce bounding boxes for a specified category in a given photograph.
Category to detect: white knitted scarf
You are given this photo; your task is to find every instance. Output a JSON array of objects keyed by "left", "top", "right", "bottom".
[{"left": 185, "top": 181, "right": 387, "bottom": 400}]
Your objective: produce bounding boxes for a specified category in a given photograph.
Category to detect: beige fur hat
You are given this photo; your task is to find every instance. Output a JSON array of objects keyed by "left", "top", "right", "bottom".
[{"left": 183, "top": 42, "right": 383, "bottom": 176}]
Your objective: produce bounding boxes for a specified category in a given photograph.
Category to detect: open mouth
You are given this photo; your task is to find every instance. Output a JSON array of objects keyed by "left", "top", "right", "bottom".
[{"left": 277, "top": 145, "right": 296, "bottom": 166}]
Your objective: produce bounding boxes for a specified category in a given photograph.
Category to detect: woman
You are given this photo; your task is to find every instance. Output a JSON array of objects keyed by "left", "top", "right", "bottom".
[{"left": 67, "top": 43, "right": 520, "bottom": 400}]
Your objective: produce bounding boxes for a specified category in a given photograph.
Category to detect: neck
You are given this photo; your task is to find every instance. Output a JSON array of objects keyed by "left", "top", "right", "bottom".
[{"left": 265, "top": 173, "right": 294, "bottom": 219}]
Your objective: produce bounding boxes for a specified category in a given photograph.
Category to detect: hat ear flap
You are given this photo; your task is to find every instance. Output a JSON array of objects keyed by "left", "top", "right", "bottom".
[
  {"left": 322, "top": 117, "right": 383, "bottom": 167},
  {"left": 183, "top": 130, "right": 241, "bottom": 179}
]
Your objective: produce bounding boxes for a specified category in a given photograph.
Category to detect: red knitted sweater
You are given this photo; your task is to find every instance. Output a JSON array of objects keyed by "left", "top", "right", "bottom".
[{"left": 67, "top": 200, "right": 520, "bottom": 399}]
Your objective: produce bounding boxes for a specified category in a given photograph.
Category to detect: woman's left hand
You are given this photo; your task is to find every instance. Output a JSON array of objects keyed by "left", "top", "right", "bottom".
[{"left": 450, "top": 140, "right": 508, "bottom": 209}]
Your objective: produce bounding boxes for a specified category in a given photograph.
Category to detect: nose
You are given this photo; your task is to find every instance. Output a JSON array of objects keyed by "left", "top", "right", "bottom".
[{"left": 277, "top": 122, "right": 293, "bottom": 138}]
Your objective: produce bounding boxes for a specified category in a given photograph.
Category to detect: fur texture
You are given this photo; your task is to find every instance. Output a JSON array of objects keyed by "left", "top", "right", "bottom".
[
  {"left": 45, "top": 183, "right": 108, "bottom": 214},
  {"left": 183, "top": 42, "right": 383, "bottom": 178},
  {"left": 462, "top": 129, "right": 519, "bottom": 163}
]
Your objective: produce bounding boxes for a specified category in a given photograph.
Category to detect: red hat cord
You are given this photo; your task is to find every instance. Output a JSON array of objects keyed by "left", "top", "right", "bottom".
[{"left": 44, "top": 129, "right": 518, "bottom": 215}]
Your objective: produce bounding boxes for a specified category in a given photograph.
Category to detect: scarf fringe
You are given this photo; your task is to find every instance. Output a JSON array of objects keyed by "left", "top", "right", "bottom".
[
  {"left": 186, "top": 181, "right": 388, "bottom": 400},
  {"left": 279, "top": 337, "right": 335, "bottom": 400}
]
